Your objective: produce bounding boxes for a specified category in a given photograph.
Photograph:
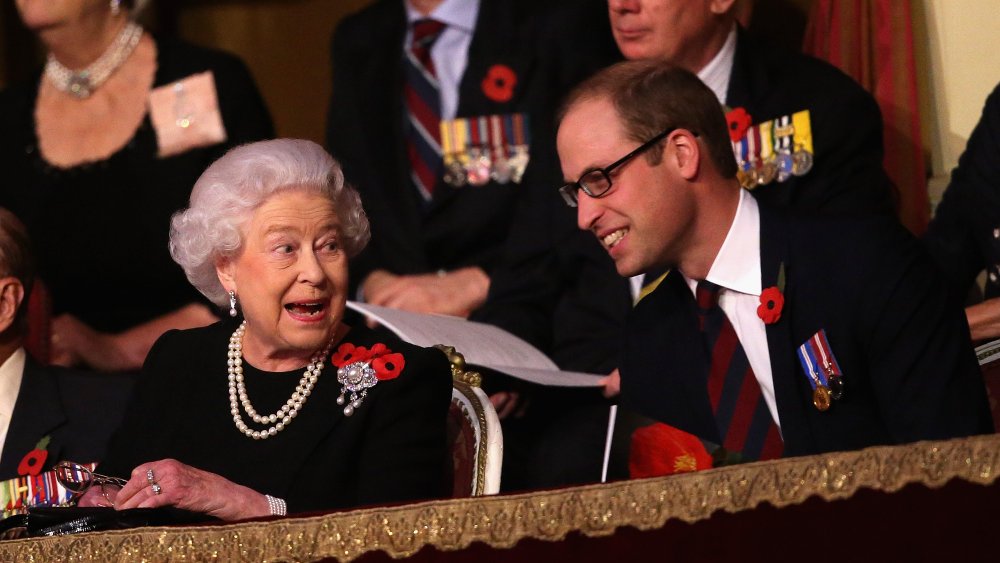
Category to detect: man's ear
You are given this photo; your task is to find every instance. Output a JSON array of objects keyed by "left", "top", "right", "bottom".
[
  {"left": 215, "top": 258, "right": 236, "bottom": 294},
  {"left": 0, "top": 277, "right": 25, "bottom": 335},
  {"left": 670, "top": 130, "right": 702, "bottom": 181},
  {"left": 709, "top": 0, "right": 738, "bottom": 16}
]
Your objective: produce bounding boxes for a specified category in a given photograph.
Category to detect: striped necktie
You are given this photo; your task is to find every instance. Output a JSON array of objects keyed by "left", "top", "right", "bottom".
[
  {"left": 404, "top": 18, "right": 447, "bottom": 202},
  {"left": 695, "top": 281, "right": 783, "bottom": 460}
]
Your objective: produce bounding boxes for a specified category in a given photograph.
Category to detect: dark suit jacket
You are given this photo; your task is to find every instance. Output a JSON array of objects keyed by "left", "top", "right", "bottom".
[
  {"left": 477, "top": 30, "right": 894, "bottom": 374},
  {"left": 0, "top": 356, "right": 133, "bottom": 480},
  {"left": 621, "top": 207, "right": 993, "bottom": 456},
  {"left": 326, "top": 0, "right": 618, "bottom": 296},
  {"left": 97, "top": 321, "right": 452, "bottom": 514},
  {"left": 924, "top": 83, "right": 1000, "bottom": 301}
]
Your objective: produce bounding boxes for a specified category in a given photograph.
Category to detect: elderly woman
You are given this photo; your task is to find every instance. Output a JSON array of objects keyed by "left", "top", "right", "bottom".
[
  {"left": 0, "top": 0, "right": 273, "bottom": 371},
  {"left": 80, "top": 139, "right": 452, "bottom": 519}
]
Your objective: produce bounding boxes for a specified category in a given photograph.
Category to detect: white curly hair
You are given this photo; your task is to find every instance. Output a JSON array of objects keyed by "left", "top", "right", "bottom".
[{"left": 169, "top": 139, "right": 370, "bottom": 308}]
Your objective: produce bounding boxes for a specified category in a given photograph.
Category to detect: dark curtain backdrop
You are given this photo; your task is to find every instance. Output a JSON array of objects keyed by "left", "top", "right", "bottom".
[{"left": 804, "top": 0, "right": 929, "bottom": 234}]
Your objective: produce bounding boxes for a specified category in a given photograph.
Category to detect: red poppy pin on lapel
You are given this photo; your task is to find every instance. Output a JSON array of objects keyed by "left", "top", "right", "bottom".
[
  {"left": 482, "top": 64, "right": 517, "bottom": 103},
  {"left": 757, "top": 262, "right": 786, "bottom": 325},
  {"left": 332, "top": 343, "right": 405, "bottom": 417},
  {"left": 17, "top": 436, "right": 51, "bottom": 477},
  {"left": 726, "top": 107, "right": 753, "bottom": 143}
]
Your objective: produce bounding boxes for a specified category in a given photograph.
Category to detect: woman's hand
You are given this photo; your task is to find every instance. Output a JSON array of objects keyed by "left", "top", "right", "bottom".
[
  {"left": 76, "top": 485, "right": 117, "bottom": 508},
  {"left": 111, "top": 459, "right": 272, "bottom": 521}
]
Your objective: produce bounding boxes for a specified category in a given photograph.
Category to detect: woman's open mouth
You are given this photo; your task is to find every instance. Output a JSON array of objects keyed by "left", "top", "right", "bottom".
[{"left": 284, "top": 301, "right": 327, "bottom": 321}]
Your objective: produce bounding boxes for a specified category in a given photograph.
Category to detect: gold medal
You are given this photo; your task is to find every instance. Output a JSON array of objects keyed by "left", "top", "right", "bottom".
[
  {"left": 508, "top": 145, "right": 529, "bottom": 184},
  {"left": 792, "top": 148, "right": 814, "bottom": 176},
  {"left": 737, "top": 169, "right": 755, "bottom": 189},
  {"left": 812, "top": 385, "right": 831, "bottom": 411},
  {"left": 443, "top": 160, "right": 467, "bottom": 187},
  {"left": 756, "top": 159, "right": 779, "bottom": 186},
  {"left": 491, "top": 155, "right": 513, "bottom": 183},
  {"left": 466, "top": 147, "right": 491, "bottom": 186}
]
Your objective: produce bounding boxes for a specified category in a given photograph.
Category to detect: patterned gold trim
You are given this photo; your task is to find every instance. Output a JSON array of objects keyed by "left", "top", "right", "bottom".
[{"left": 1, "top": 434, "right": 997, "bottom": 561}]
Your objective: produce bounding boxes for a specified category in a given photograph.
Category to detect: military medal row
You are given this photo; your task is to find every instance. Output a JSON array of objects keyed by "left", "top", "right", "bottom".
[
  {"left": 796, "top": 329, "right": 845, "bottom": 412},
  {"left": 440, "top": 113, "right": 531, "bottom": 188},
  {"left": 732, "top": 110, "right": 814, "bottom": 190}
]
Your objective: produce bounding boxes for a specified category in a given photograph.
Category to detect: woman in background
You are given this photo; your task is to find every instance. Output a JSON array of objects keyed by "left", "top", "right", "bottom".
[{"left": 0, "top": 0, "right": 273, "bottom": 370}]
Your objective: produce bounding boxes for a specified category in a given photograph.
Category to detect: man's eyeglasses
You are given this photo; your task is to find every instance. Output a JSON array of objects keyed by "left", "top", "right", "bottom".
[
  {"left": 54, "top": 461, "right": 127, "bottom": 506},
  {"left": 558, "top": 127, "right": 680, "bottom": 208}
]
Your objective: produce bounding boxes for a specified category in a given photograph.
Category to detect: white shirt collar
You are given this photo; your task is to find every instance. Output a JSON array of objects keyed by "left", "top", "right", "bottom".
[
  {"left": 697, "top": 24, "right": 737, "bottom": 104},
  {"left": 0, "top": 347, "right": 27, "bottom": 454},
  {"left": 703, "top": 189, "right": 762, "bottom": 296},
  {"left": 405, "top": 0, "right": 479, "bottom": 33}
]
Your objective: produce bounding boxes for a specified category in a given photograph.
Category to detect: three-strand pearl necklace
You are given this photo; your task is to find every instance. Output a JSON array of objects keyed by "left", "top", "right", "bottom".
[{"left": 227, "top": 321, "right": 335, "bottom": 440}]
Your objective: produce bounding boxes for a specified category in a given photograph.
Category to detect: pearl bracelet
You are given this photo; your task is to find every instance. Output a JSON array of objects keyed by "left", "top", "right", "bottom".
[{"left": 265, "top": 494, "right": 287, "bottom": 516}]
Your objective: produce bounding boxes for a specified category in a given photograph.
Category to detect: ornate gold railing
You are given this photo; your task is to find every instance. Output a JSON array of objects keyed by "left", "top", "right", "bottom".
[{"left": 2, "top": 433, "right": 997, "bottom": 561}]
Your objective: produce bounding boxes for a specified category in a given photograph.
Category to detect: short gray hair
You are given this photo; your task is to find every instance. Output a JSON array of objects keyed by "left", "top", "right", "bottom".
[{"left": 169, "top": 139, "right": 370, "bottom": 307}]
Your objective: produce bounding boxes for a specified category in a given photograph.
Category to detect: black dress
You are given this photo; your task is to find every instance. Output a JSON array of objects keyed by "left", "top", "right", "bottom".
[
  {"left": 98, "top": 320, "right": 453, "bottom": 514},
  {"left": 0, "top": 37, "right": 274, "bottom": 332}
]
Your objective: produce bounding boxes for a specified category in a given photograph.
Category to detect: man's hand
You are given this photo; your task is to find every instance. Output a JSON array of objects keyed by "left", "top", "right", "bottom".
[
  {"left": 363, "top": 267, "right": 490, "bottom": 318},
  {"left": 599, "top": 368, "right": 621, "bottom": 398}
]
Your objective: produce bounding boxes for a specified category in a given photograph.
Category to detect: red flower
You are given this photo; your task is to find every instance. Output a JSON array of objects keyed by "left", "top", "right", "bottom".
[
  {"left": 726, "top": 107, "right": 752, "bottom": 142},
  {"left": 372, "top": 352, "right": 405, "bottom": 381},
  {"left": 332, "top": 343, "right": 372, "bottom": 367},
  {"left": 481, "top": 64, "right": 517, "bottom": 103},
  {"left": 629, "top": 423, "right": 712, "bottom": 479},
  {"left": 18, "top": 449, "right": 47, "bottom": 477},
  {"left": 757, "top": 286, "right": 784, "bottom": 324}
]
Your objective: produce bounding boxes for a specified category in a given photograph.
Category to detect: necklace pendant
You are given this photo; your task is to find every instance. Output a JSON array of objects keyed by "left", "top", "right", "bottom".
[{"left": 67, "top": 74, "right": 93, "bottom": 99}]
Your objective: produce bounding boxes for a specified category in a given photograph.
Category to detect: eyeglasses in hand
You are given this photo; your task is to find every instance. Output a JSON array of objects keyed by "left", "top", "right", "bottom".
[{"left": 54, "top": 461, "right": 127, "bottom": 507}]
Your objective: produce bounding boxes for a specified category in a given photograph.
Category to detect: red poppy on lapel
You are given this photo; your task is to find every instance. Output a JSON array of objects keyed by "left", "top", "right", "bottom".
[
  {"left": 332, "top": 343, "right": 370, "bottom": 366},
  {"left": 333, "top": 342, "right": 405, "bottom": 380},
  {"left": 481, "top": 64, "right": 517, "bottom": 103},
  {"left": 17, "top": 436, "right": 51, "bottom": 477},
  {"left": 757, "top": 286, "right": 784, "bottom": 324},
  {"left": 726, "top": 107, "right": 752, "bottom": 142},
  {"left": 372, "top": 352, "right": 405, "bottom": 380}
]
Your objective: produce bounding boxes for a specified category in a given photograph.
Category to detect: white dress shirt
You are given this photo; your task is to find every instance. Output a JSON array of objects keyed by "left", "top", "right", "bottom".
[
  {"left": 683, "top": 190, "right": 781, "bottom": 430},
  {"left": 698, "top": 24, "right": 738, "bottom": 105},
  {"left": 405, "top": 0, "right": 480, "bottom": 121},
  {"left": 0, "top": 348, "right": 27, "bottom": 455}
]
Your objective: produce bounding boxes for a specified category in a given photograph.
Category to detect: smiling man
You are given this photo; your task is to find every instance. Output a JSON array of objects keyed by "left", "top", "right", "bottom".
[{"left": 557, "top": 60, "right": 993, "bottom": 458}]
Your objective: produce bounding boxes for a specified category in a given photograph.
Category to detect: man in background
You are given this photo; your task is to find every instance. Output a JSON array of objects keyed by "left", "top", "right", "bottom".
[{"left": 0, "top": 208, "right": 132, "bottom": 480}]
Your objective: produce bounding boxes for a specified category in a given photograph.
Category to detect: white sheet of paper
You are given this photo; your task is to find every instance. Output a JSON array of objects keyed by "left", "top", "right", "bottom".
[{"left": 347, "top": 301, "right": 603, "bottom": 387}]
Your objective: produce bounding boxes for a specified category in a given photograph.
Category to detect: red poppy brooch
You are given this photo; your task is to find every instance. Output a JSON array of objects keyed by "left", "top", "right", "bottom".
[
  {"left": 726, "top": 107, "right": 753, "bottom": 143},
  {"left": 757, "top": 262, "right": 786, "bottom": 325},
  {"left": 481, "top": 64, "right": 517, "bottom": 103},
  {"left": 332, "top": 343, "right": 405, "bottom": 416},
  {"left": 18, "top": 435, "right": 51, "bottom": 477}
]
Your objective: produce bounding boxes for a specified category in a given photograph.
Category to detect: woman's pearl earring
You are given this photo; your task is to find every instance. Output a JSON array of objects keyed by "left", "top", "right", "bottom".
[{"left": 229, "top": 290, "right": 238, "bottom": 318}]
